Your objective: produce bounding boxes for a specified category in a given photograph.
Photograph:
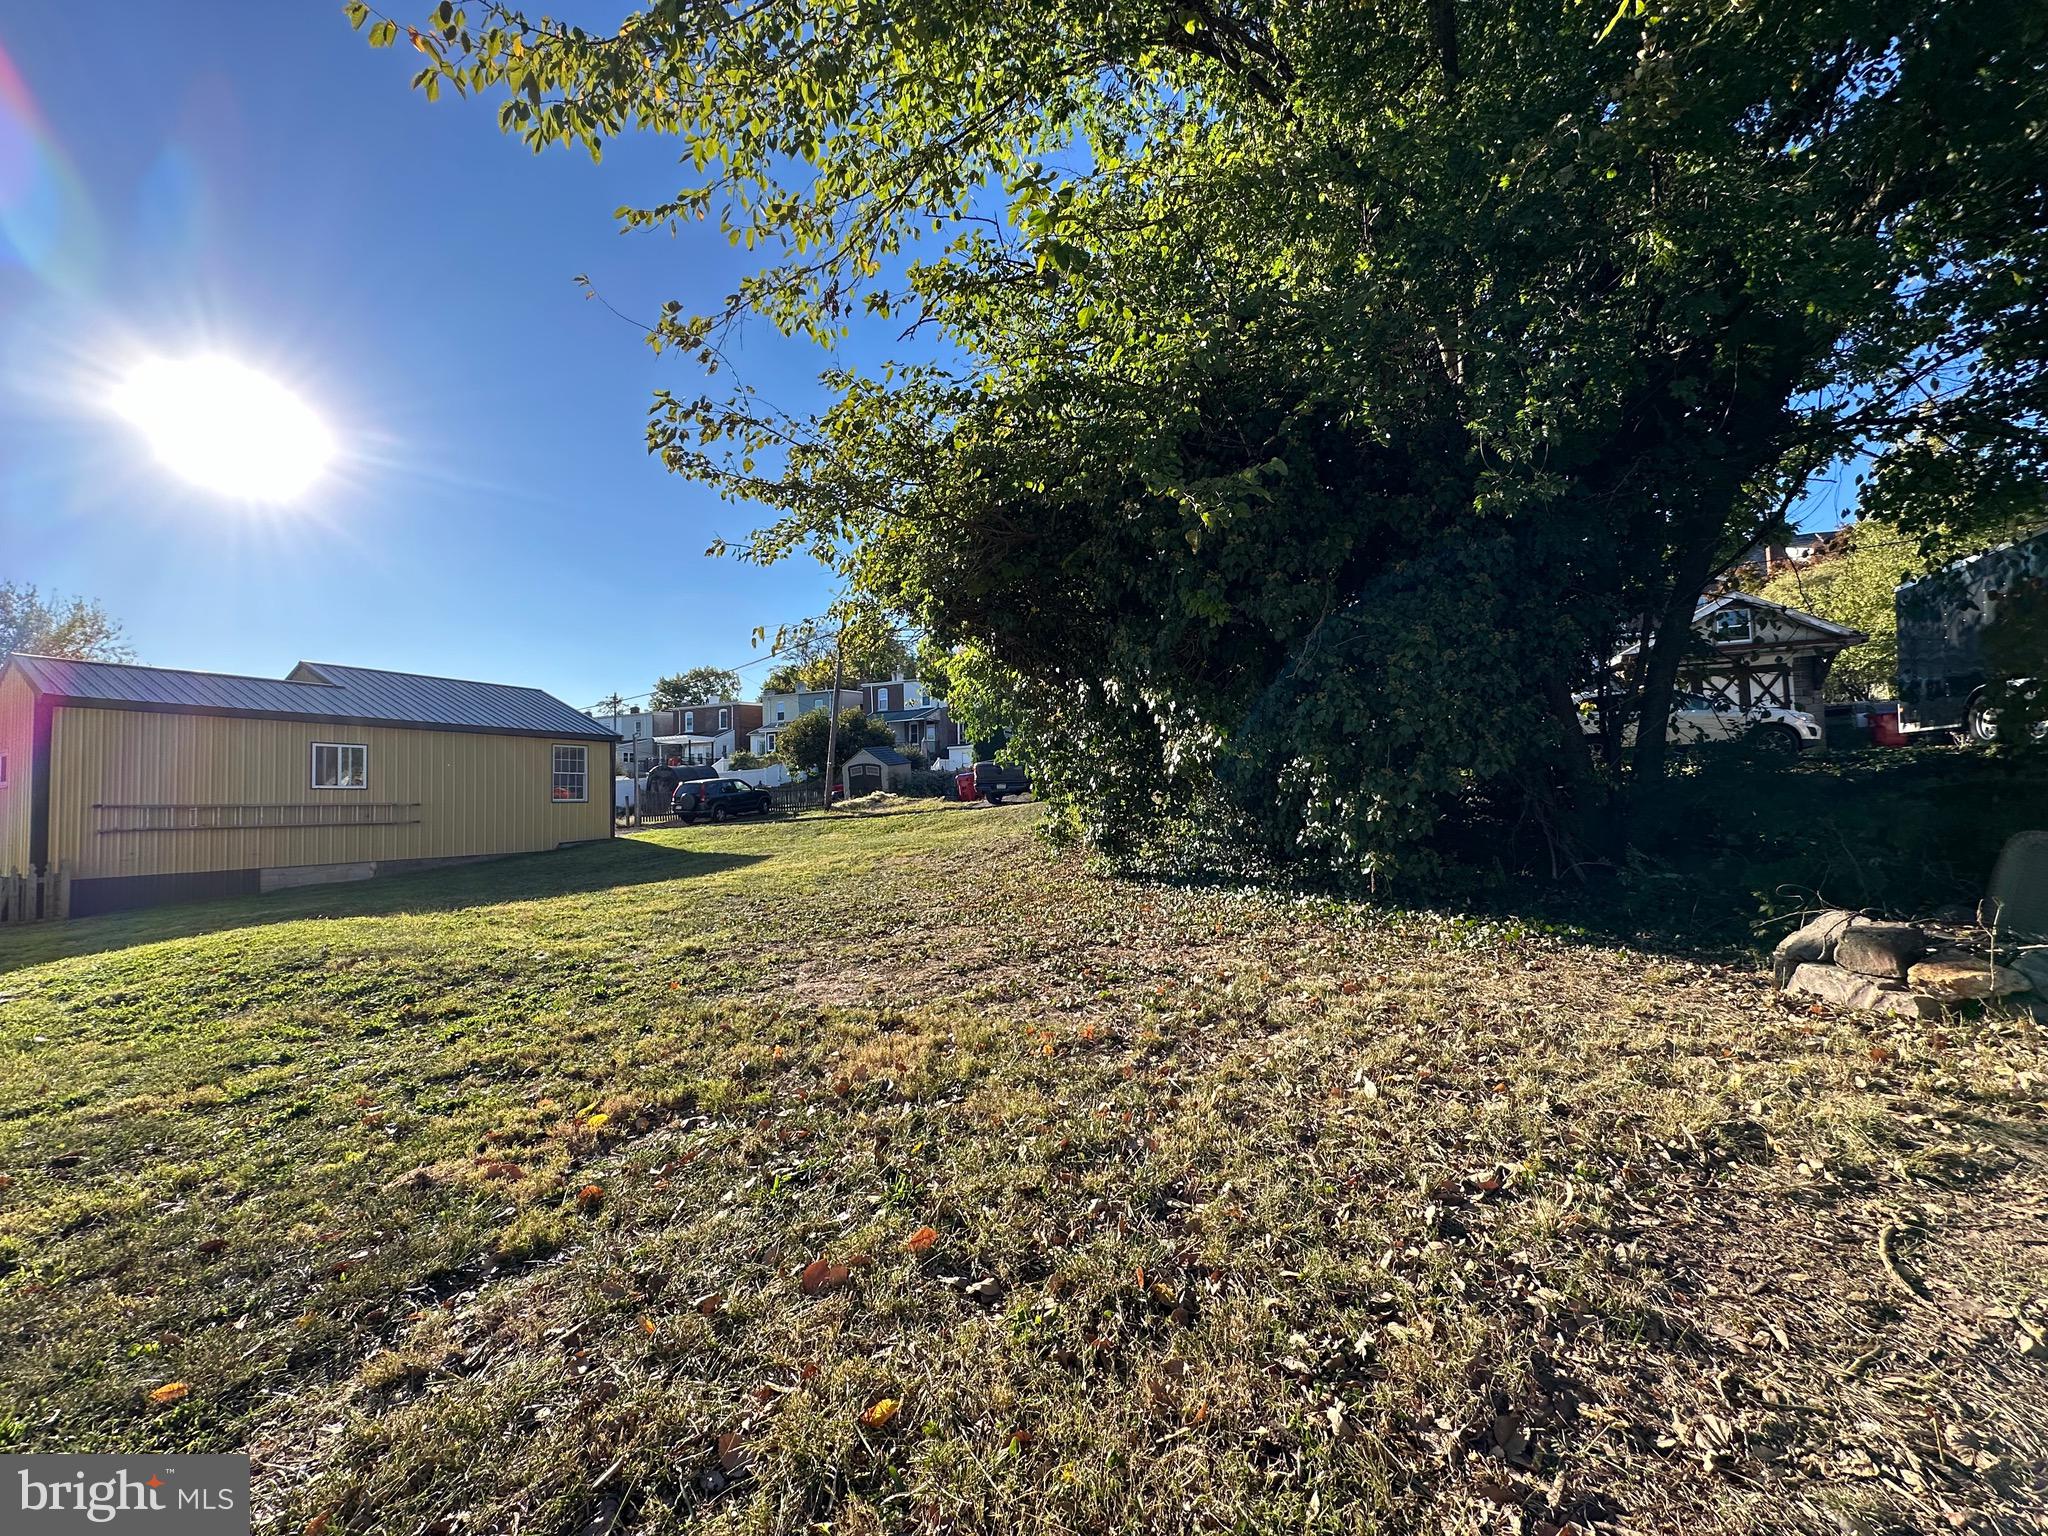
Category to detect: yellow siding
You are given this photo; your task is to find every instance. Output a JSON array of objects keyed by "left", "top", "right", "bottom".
[
  {"left": 0, "top": 669, "right": 33, "bottom": 873},
  {"left": 46, "top": 707, "right": 611, "bottom": 879}
]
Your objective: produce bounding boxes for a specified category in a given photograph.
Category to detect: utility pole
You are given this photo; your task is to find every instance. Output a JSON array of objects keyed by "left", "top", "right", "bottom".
[
  {"left": 597, "top": 691, "right": 635, "bottom": 827},
  {"left": 821, "top": 630, "right": 844, "bottom": 813}
]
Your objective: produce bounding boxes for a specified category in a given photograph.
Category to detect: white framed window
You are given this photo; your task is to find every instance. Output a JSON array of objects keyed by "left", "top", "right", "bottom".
[
  {"left": 1707, "top": 607, "right": 1754, "bottom": 644},
  {"left": 682, "top": 710, "right": 695, "bottom": 733},
  {"left": 875, "top": 688, "right": 890, "bottom": 712},
  {"left": 552, "top": 744, "right": 589, "bottom": 802},
  {"left": 718, "top": 707, "right": 731, "bottom": 730},
  {"left": 310, "top": 742, "right": 368, "bottom": 790}
]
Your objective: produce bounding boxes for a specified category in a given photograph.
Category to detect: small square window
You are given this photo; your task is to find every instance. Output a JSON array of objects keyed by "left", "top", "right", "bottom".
[
  {"left": 311, "top": 742, "right": 368, "bottom": 790},
  {"left": 552, "top": 745, "right": 589, "bottom": 802},
  {"left": 1707, "top": 607, "right": 1754, "bottom": 644}
]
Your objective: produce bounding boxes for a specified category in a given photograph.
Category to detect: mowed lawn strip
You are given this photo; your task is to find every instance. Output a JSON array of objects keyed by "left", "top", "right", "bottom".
[{"left": 0, "top": 803, "right": 2042, "bottom": 1534}]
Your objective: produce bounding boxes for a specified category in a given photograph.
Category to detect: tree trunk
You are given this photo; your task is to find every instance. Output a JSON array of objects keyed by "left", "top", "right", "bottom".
[
  {"left": 1539, "top": 672, "right": 1616, "bottom": 870},
  {"left": 1627, "top": 540, "right": 1720, "bottom": 795}
]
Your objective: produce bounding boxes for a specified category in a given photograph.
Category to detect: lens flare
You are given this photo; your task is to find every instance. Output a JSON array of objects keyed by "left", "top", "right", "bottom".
[
  {"left": 0, "top": 42, "right": 101, "bottom": 291},
  {"left": 113, "top": 354, "right": 336, "bottom": 503}
]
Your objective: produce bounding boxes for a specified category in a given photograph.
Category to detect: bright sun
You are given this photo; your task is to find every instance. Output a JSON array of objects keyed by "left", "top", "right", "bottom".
[{"left": 113, "top": 354, "right": 336, "bottom": 503}]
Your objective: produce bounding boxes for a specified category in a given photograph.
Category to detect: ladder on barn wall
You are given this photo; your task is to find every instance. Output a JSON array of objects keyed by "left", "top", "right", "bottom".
[{"left": 0, "top": 864, "right": 70, "bottom": 923}]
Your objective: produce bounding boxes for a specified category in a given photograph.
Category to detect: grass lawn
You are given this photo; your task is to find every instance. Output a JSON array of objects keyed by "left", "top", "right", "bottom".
[{"left": 1, "top": 801, "right": 2043, "bottom": 1534}]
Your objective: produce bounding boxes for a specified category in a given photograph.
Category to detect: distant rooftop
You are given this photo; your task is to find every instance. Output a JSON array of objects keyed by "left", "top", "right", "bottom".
[{"left": 3, "top": 654, "right": 615, "bottom": 741}]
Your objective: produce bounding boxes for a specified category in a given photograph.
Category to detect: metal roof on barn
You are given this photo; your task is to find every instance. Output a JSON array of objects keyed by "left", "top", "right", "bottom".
[{"left": 2, "top": 654, "right": 615, "bottom": 740}]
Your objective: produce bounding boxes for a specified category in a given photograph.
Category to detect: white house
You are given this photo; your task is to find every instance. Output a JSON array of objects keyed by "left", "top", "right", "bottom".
[{"left": 1614, "top": 593, "right": 1867, "bottom": 718}]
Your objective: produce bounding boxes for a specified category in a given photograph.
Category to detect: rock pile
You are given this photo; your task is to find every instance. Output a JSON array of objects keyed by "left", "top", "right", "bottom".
[{"left": 1773, "top": 909, "right": 2042, "bottom": 1018}]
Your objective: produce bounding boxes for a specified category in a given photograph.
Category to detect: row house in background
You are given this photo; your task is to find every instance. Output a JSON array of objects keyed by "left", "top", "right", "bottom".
[
  {"left": 654, "top": 699, "right": 763, "bottom": 767},
  {"left": 748, "top": 687, "right": 863, "bottom": 757},
  {"left": 862, "top": 673, "right": 967, "bottom": 762}
]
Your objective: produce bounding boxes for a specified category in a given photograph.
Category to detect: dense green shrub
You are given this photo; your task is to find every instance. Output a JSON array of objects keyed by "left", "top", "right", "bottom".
[{"left": 899, "top": 768, "right": 958, "bottom": 799}]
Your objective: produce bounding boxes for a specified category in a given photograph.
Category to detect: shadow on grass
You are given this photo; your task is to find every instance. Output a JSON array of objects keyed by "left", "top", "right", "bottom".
[
  {"left": 1124, "top": 746, "right": 2048, "bottom": 962},
  {"left": 1439, "top": 746, "right": 2048, "bottom": 956},
  {"left": 0, "top": 838, "right": 764, "bottom": 975}
]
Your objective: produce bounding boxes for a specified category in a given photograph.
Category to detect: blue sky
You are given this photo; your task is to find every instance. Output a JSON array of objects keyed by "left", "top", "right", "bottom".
[{"left": 0, "top": 2, "right": 849, "bottom": 710}]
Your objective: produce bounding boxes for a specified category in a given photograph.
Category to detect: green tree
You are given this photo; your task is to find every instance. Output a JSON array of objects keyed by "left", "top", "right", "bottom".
[
  {"left": 0, "top": 583, "right": 132, "bottom": 662},
  {"left": 649, "top": 666, "right": 741, "bottom": 709},
  {"left": 774, "top": 707, "right": 892, "bottom": 778},
  {"left": 363, "top": 0, "right": 2048, "bottom": 877},
  {"left": 1757, "top": 528, "right": 1925, "bottom": 700}
]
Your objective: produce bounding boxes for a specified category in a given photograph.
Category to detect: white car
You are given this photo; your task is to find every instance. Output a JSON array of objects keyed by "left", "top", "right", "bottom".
[{"left": 1576, "top": 690, "right": 1822, "bottom": 752}]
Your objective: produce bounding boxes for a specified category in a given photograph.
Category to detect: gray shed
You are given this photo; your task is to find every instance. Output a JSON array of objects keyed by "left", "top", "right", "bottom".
[{"left": 841, "top": 745, "right": 910, "bottom": 796}]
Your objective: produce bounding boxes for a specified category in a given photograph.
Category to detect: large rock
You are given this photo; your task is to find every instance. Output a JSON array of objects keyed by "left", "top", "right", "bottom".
[
  {"left": 1906, "top": 955, "right": 2032, "bottom": 1001},
  {"left": 1772, "top": 911, "right": 1860, "bottom": 987},
  {"left": 1835, "top": 922, "right": 1928, "bottom": 980},
  {"left": 1784, "top": 962, "right": 1932, "bottom": 1019},
  {"left": 2012, "top": 946, "right": 2048, "bottom": 994},
  {"left": 1986, "top": 831, "right": 2048, "bottom": 940}
]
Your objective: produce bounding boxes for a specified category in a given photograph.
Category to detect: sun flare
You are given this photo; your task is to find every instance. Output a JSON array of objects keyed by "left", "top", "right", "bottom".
[{"left": 112, "top": 354, "right": 336, "bottom": 503}]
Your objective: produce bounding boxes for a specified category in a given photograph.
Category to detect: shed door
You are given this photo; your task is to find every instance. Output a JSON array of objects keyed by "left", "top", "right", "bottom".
[{"left": 847, "top": 765, "right": 882, "bottom": 796}]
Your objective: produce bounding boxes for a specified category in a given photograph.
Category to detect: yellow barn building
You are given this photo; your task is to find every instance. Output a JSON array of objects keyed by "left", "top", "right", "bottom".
[{"left": 0, "top": 654, "right": 616, "bottom": 917}]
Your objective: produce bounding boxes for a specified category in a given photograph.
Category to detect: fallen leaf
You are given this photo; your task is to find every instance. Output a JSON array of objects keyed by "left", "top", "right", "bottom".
[
  {"left": 906, "top": 1225, "right": 939, "bottom": 1255},
  {"left": 859, "top": 1397, "right": 901, "bottom": 1429},
  {"left": 146, "top": 1382, "right": 190, "bottom": 1407},
  {"left": 800, "top": 1260, "right": 852, "bottom": 1296},
  {"left": 577, "top": 1183, "right": 606, "bottom": 1210}
]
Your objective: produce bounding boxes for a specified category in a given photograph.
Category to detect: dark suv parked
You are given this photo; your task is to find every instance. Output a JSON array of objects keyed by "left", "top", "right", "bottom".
[{"left": 672, "top": 777, "right": 773, "bottom": 822}]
